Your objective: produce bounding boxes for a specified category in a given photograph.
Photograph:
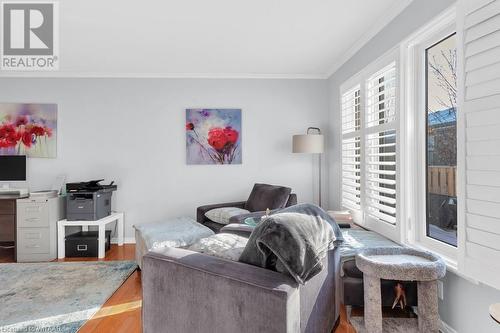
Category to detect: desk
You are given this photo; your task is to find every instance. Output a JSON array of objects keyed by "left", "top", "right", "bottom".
[
  {"left": 57, "top": 212, "right": 124, "bottom": 259},
  {"left": 0, "top": 194, "right": 29, "bottom": 261}
]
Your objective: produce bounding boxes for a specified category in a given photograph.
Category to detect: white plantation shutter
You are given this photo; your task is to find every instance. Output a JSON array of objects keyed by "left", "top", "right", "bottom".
[
  {"left": 458, "top": 0, "right": 500, "bottom": 289},
  {"left": 366, "top": 66, "right": 397, "bottom": 128},
  {"left": 342, "top": 136, "right": 361, "bottom": 210},
  {"left": 341, "top": 86, "right": 361, "bottom": 134},
  {"left": 341, "top": 87, "right": 362, "bottom": 212},
  {"left": 365, "top": 64, "right": 398, "bottom": 225},
  {"left": 340, "top": 53, "right": 399, "bottom": 233}
]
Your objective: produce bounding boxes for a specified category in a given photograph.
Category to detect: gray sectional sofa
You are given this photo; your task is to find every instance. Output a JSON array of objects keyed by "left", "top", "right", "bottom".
[{"left": 142, "top": 244, "right": 341, "bottom": 333}]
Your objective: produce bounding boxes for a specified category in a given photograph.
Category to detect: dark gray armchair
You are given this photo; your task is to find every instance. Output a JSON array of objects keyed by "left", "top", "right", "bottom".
[{"left": 197, "top": 183, "right": 297, "bottom": 232}]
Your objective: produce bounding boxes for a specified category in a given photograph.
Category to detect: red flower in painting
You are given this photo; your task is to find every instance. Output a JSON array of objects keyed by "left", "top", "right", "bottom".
[
  {"left": 186, "top": 122, "right": 194, "bottom": 130},
  {"left": 21, "top": 130, "right": 33, "bottom": 147},
  {"left": 30, "top": 124, "right": 46, "bottom": 136},
  {"left": 207, "top": 126, "right": 240, "bottom": 153},
  {"left": 207, "top": 128, "right": 228, "bottom": 151},
  {"left": 0, "top": 115, "right": 53, "bottom": 151},
  {"left": 223, "top": 127, "right": 239, "bottom": 144},
  {"left": 0, "top": 124, "right": 20, "bottom": 148}
]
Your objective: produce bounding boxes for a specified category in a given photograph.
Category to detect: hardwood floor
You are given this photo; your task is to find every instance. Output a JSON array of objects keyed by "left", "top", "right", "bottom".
[
  {"left": 7, "top": 243, "right": 357, "bottom": 333},
  {"left": 57, "top": 244, "right": 143, "bottom": 333}
]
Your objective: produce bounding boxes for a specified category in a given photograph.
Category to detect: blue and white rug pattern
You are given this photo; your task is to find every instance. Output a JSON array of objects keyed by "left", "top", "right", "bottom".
[{"left": 0, "top": 260, "right": 137, "bottom": 333}]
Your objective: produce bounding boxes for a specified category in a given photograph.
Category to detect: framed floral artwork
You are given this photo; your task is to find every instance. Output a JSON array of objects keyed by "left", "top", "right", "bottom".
[
  {"left": 186, "top": 108, "right": 242, "bottom": 165},
  {"left": 0, "top": 103, "right": 57, "bottom": 158}
]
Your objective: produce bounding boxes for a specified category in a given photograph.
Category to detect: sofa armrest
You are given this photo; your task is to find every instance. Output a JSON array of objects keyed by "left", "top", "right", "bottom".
[
  {"left": 196, "top": 201, "right": 247, "bottom": 223},
  {"left": 142, "top": 248, "right": 300, "bottom": 333}
]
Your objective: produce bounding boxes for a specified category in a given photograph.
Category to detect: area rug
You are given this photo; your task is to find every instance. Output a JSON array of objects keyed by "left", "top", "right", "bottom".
[{"left": 0, "top": 260, "right": 137, "bottom": 333}]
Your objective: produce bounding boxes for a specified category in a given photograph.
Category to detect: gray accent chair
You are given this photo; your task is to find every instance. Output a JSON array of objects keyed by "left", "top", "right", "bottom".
[
  {"left": 197, "top": 183, "right": 297, "bottom": 232},
  {"left": 142, "top": 246, "right": 341, "bottom": 333}
]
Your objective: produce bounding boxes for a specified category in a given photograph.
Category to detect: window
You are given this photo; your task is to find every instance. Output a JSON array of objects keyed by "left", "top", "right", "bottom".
[
  {"left": 401, "top": 6, "right": 457, "bottom": 261},
  {"left": 340, "top": 52, "right": 399, "bottom": 237},
  {"left": 425, "top": 33, "right": 458, "bottom": 247}
]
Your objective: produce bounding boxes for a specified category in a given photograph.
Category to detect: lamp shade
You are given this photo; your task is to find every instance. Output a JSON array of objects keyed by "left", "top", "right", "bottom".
[{"left": 292, "top": 134, "right": 324, "bottom": 153}]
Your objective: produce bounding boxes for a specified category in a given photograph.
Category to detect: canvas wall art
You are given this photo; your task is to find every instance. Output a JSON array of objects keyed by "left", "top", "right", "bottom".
[
  {"left": 0, "top": 103, "right": 57, "bottom": 158},
  {"left": 186, "top": 108, "right": 242, "bottom": 165}
]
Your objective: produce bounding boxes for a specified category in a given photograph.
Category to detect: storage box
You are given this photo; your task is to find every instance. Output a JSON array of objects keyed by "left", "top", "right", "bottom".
[
  {"left": 65, "top": 230, "right": 111, "bottom": 257},
  {"left": 66, "top": 191, "right": 113, "bottom": 221}
]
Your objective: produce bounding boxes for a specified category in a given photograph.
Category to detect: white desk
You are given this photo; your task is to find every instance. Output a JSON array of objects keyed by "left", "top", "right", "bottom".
[{"left": 57, "top": 212, "right": 124, "bottom": 259}]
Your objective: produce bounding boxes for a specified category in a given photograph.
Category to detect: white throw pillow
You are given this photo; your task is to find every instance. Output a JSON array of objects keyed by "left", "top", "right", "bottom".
[
  {"left": 205, "top": 207, "right": 250, "bottom": 225},
  {"left": 187, "top": 233, "right": 248, "bottom": 261}
]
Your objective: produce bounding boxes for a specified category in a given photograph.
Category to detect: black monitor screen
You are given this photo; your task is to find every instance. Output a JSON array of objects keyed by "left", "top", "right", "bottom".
[{"left": 0, "top": 155, "right": 26, "bottom": 181}]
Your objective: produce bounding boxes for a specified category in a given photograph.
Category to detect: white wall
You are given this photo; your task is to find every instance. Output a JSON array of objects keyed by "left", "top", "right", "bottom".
[
  {"left": 0, "top": 78, "right": 329, "bottom": 239},
  {"left": 327, "top": 0, "right": 500, "bottom": 332}
]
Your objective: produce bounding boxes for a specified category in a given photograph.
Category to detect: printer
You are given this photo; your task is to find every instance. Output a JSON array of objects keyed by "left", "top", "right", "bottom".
[{"left": 66, "top": 180, "right": 117, "bottom": 221}]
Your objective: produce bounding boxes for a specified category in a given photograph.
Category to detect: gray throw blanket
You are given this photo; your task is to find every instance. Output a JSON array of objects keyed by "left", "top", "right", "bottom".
[{"left": 239, "top": 204, "right": 343, "bottom": 284}]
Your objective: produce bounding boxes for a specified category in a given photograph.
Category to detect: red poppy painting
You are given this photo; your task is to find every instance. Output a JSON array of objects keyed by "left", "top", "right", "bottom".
[
  {"left": 186, "top": 109, "right": 242, "bottom": 165},
  {"left": 0, "top": 104, "right": 57, "bottom": 158}
]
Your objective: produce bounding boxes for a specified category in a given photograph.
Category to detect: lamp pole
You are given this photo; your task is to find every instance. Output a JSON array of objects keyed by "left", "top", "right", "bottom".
[{"left": 306, "top": 127, "right": 322, "bottom": 207}]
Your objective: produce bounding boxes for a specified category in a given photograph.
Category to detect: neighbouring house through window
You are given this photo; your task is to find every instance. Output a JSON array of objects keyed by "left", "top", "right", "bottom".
[{"left": 425, "top": 33, "right": 457, "bottom": 247}]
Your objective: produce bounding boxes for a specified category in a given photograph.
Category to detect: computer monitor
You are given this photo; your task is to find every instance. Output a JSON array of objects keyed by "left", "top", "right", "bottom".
[{"left": 0, "top": 155, "right": 27, "bottom": 182}]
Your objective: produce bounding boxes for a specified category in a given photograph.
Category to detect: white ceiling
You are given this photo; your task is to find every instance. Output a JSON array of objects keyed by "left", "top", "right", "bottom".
[{"left": 7, "top": 0, "right": 412, "bottom": 78}]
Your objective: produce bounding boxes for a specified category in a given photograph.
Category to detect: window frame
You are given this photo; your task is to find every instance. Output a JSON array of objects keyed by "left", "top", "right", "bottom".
[
  {"left": 339, "top": 48, "right": 401, "bottom": 241},
  {"left": 400, "top": 6, "right": 458, "bottom": 264}
]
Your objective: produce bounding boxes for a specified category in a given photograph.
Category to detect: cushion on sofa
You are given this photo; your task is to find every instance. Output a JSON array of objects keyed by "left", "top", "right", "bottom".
[
  {"left": 245, "top": 183, "right": 292, "bottom": 212},
  {"left": 134, "top": 217, "right": 214, "bottom": 250},
  {"left": 186, "top": 233, "right": 249, "bottom": 261},
  {"left": 204, "top": 207, "right": 250, "bottom": 225}
]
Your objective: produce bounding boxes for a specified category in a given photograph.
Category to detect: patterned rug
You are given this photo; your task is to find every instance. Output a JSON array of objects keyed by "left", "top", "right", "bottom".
[{"left": 0, "top": 260, "right": 137, "bottom": 333}]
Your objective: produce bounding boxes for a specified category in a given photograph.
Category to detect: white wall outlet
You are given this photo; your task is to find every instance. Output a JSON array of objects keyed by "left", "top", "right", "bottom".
[{"left": 437, "top": 280, "right": 444, "bottom": 300}]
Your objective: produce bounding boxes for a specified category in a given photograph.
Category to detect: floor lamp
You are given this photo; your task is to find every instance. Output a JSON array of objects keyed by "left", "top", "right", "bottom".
[{"left": 292, "top": 127, "right": 324, "bottom": 207}]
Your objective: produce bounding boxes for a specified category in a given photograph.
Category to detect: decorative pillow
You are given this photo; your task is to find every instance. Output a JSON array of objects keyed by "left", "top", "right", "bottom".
[
  {"left": 245, "top": 183, "right": 291, "bottom": 212},
  {"left": 187, "top": 233, "right": 249, "bottom": 261},
  {"left": 205, "top": 207, "right": 250, "bottom": 225}
]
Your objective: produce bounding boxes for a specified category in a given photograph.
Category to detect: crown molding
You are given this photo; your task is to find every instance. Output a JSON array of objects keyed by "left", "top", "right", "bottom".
[
  {"left": 0, "top": 72, "right": 327, "bottom": 79},
  {"left": 325, "top": 0, "right": 414, "bottom": 78}
]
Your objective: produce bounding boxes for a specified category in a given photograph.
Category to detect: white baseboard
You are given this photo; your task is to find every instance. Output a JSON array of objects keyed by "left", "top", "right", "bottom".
[
  {"left": 111, "top": 237, "right": 136, "bottom": 244},
  {"left": 440, "top": 320, "right": 458, "bottom": 333}
]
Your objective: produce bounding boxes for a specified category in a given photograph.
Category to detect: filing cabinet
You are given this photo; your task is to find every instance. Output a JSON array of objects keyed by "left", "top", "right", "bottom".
[{"left": 16, "top": 196, "right": 65, "bottom": 262}]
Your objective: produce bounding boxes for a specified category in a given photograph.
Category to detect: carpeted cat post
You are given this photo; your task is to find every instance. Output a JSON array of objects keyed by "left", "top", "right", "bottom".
[{"left": 356, "top": 247, "right": 446, "bottom": 333}]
